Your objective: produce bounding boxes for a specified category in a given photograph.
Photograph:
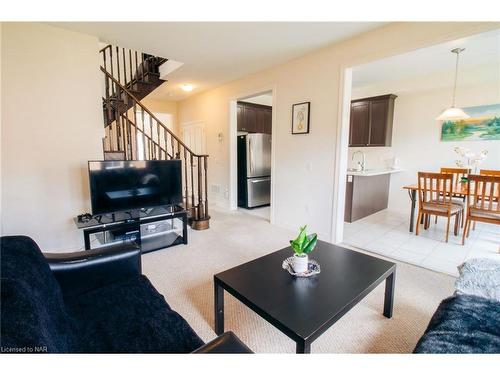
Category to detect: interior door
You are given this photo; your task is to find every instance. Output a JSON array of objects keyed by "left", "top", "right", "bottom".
[
  {"left": 181, "top": 122, "right": 206, "bottom": 198},
  {"left": 181, "top": 122, "right": 206, "bottom": 155}
]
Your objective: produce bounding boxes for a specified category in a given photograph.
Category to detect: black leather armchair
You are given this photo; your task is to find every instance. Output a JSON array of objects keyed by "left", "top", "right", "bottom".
[
  {"left": 0, "top": 236, "right": 252, "bottom": 353},
  {"left": 45, "top": 242, "right": 142, "bottom": 298}
]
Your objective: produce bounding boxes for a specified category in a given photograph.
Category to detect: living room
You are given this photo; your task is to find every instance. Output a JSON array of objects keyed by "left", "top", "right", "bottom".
[{"left": 1, "top": 1, "right": 499, "bottom": 374}]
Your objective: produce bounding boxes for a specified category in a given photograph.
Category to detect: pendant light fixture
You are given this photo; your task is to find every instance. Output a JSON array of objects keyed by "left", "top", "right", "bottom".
[{"left": 436, "top": 48, "right": 470, "bottom": 121}]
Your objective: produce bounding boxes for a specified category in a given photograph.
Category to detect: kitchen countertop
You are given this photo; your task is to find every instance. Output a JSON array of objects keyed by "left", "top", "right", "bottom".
[{"left": 346, "top": 168, "right": 404, "bottom": 177}]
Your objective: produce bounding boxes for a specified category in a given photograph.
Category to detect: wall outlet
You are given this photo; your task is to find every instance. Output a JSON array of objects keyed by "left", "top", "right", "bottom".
[{"left": 210, "top": 184, "right": 221, "bottom": 194}]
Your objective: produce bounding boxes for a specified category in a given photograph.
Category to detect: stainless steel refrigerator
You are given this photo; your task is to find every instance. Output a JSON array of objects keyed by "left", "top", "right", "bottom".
[{"left": 237, "top": 133, "right": 271, "bottom": 208}]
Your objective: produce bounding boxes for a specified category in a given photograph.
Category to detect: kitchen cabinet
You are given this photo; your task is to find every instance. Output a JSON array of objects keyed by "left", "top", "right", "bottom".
[
  {"left": 237, "top": 101, "right": 272, "bottom": 134},
  {"left": 349, "top": 94, "right": 396, "bottom": 147},
  {"left": 344, "top": 173, "right": 391, "bottom": 223}
]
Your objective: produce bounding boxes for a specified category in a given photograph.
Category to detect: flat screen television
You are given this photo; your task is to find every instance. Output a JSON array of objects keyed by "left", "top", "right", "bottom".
[{"left": 88, "top": 160, "right": 182, "bottom": 215}]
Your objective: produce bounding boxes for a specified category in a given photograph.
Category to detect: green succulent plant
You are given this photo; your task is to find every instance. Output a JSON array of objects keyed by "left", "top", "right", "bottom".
[{"left": 290, "top": 225, "right": 318, "bottom": 256}]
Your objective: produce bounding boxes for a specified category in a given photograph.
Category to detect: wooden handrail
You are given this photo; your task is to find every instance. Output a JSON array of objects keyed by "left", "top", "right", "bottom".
[
  {"left": 118, "top": 113, "right": 173, "bottom": 159},
  {"left": 101, "top": 46, "right": 210, "bottom": 225},
  {"left": 100, "top": 44, "right": 112, "bottom": 53},
  {"left": 101, "top": 67, "right": 209, "bottom": 158}
]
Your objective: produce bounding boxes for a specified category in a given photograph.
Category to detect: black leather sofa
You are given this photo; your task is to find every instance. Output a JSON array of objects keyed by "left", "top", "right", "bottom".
[{"left": 0, "top": 236, "right": 251, "bottom": 353}]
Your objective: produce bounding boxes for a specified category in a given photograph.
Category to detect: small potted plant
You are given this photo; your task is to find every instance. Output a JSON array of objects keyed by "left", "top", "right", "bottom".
[{"left": 290, "top": 225, "right": 318, "bottom": 273}]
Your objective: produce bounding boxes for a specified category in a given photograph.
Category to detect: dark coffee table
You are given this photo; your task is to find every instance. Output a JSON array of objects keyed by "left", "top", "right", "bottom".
[{"left": 214, "top": 240, "right": 396, "bottom": 353}]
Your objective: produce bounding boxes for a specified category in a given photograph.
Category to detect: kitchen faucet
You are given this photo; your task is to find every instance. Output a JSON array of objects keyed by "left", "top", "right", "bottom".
[{"left": 352, "top": 151, "right": 366, "bottom": 171}]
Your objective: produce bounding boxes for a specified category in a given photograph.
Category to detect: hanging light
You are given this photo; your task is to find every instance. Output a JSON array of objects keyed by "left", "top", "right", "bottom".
[{"left": 436, "top": 48, "right": 470, "bottom": 121}]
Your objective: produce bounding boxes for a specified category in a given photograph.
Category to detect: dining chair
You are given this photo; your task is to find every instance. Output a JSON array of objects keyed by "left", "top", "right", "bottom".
[
  {"left": 417, "top": 172, "right": 463, "bottom": 242},
  {"left": 462, "top": 174, "right": 500, "bottom": 245},
  {"left": 469, "top": 169, "right": 500, "bottom": 231},
  {"left": 439, "top": 167, "right": 470, "bottom": 227},
  {"left": 440, "top": 167, "right": 470, "bottom": 194},
  {"left": 480, "top": 169, "right": 500, "bottom": 177}
]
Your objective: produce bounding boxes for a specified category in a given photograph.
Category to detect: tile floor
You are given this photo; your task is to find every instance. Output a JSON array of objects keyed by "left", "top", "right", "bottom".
[{"left": 342, "top": 209, "right": 500, "bottom": 276}]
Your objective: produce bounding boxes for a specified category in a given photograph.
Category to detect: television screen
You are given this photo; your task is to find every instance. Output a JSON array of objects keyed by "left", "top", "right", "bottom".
[{"left": 88, "top": 160, "right": 182, "bottom": 215}]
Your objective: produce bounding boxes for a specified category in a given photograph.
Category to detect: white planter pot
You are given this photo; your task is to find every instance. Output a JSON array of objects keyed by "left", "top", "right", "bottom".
[{"left": 292, "top": 254, "right": 309, "bottom": 273}]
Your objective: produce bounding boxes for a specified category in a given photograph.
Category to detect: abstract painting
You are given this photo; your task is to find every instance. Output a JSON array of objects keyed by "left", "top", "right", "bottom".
[{"left": 441, "top": 103, "right": 500, "bottom": 141}]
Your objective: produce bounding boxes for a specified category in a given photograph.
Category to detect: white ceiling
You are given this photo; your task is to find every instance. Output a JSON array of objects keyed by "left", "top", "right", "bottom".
[
  {"left": 52, "top": 22, "right": 386, "bottom": 101},
  {"left": 240, "top": 92, "right": 273, "bottom": 106},
  {"left": 352, "top": 29, "right": 500, "bottom": 89}
]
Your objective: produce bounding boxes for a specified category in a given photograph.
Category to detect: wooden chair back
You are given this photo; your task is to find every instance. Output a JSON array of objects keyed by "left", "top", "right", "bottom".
[
  {"left": 480, "top": 169, "right": 500, "bottom": 177},
  {"left": 418, "top": 172, "right": 453, "bottom": 207},
  {"left": 440, "top": 167, "right": 470, "bottom": 192},
  {"left": 467, "top": 174, "right": 500, "bottom": 213}
]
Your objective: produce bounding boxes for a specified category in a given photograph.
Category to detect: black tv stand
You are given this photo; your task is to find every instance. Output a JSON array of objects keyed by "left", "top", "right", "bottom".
[{"left": 74, "top": 205, "right": 188, "bottom": 254}]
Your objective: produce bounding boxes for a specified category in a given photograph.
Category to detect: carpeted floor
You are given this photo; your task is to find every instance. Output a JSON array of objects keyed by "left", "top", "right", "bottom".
[{"left": 141, "top": 207, "right": 456, "bottom": 353}]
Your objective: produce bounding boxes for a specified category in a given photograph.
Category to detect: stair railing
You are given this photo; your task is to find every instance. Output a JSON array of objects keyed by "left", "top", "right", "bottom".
[
  {"left": 101, "top": 67, "right": 209, "bottom": 223},
  {"left": 100, "top": 44, "right": 167, "bottom": 89}
]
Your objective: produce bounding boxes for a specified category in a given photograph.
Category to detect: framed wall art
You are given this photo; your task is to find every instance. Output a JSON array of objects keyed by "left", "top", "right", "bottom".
[{"left": 292, "top": 102, "right": 310, "bottom": 134}]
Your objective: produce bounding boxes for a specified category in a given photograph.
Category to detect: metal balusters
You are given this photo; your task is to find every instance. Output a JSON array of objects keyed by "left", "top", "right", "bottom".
[
  {"left": 198, "top": 157, "right": 203, "bottom": 218},
  {"left": 204, "top": 156, "right": 208, "bottom": 218},
  {"left": 149, "top": 114, "right": 154, "bottom": 159},
  {"left": 156, "top": 120, "right": 161, "bottom": 159},
  {"left": 142, "top": 53, "right": 146, "bottom": 82},
  {"left": 109, "top": 47, "right": 114, "bottom": 82},
  {"left": 115, "top": 46, "right": 121, "bottom": 86},
  {"left": 135, "top": 51, "right": 139, "bottom": 82},
  {"left": 190, "top": 154, "right": 195, "bottom": 212},
  {"left": 167, "top": 128, "right": 171, "bottom": 159},
  {"left": 171, "top": 134, "right": 175, "bottom": 159},
  {"left": 124, "top": 108, "right": 132, "bottom": 159},
  {"left": 122, "top": 48, "right": 127, "bottom": 87},
  {"left": 140, "top": 107, "right": 146, "bottom": 160},
  {"left": 129, "top": 49, "right": 133, "bottom": 84},
  {"left": 184, "top": 148, "right": 189, "bottom": 205},
  {"left": 100, "top": 65, "right": 210, "bottom": 224}
]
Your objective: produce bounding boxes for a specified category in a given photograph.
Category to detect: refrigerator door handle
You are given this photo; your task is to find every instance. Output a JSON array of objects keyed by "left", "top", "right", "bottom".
[
  {"left": 249, "top": 138, "right": 253, "bottom": 175},
  {"left": 250, "top": 178, "right": 270, "bottom": 183}
]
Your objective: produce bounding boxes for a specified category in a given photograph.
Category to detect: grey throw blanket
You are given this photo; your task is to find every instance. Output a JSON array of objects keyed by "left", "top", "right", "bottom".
[{"left": 455, "top": 257, "right": 500, "bottom": 301}]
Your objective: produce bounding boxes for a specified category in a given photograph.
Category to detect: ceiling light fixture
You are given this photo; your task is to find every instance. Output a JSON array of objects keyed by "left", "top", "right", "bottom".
[
  {"left": 181, "top": 84, "right": 194, "bottom": 92},
  {"left": 436, "top": 48, "right": 470, "bottom": 121}
]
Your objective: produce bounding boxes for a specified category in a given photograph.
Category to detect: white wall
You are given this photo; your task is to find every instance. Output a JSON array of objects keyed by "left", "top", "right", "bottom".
[
  {"left": 177, "top": 23, "right": 499, "bottom": 240},
  {"left": 0, "top": 22, "right": 3, "bottom": 235},
  {"left": 1, "top": 23, "right": 103, "bottom": 251},
  {"left": 349, "top": 73, "right": 500, "bottom": 213},
  {"left": 140, "top": 97, "right": 179, "bottom": 134}
]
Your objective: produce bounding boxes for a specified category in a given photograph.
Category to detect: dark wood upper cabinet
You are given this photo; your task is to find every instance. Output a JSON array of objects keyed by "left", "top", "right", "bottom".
[
  {"left": 237, "top": 104, "right": 245, "bottom": 131},
  {"left": 237, "top": 101, "right": 272, "bottom": 134},
  {"left": 263, "top": 107, "right": 272, "bottom": 134},
  {"left": 349, "top": 101, "right": 370, "bottom": 146},
  {"left": 349, "top": 94, "right": 396, "bottom": 147}
]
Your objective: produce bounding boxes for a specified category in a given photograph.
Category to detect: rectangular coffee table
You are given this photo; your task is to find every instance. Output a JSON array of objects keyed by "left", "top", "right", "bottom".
[{"left": 214, "top": 240, "right": 396, "bottom": 353}]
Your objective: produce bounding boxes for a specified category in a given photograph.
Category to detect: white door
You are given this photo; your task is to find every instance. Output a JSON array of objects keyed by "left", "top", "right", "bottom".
[
  {"left": 181, "top": 122, "right": 207, "bottom": 199},
  {"left": 181, "top": 121, "right": 206, "bottom": 155}
]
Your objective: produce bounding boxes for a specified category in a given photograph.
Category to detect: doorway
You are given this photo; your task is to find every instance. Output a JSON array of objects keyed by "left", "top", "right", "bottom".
[
  {"left": 181, "top": 121, "right": 206, "bottom": 155},
  {"left": 229, "top": 90, "right": 275, "bottom": 222},
  {"left": 333, "top": 29, "right": 500, "bottom": 276},
  {"left": 181, "top": 121, "right": 206, "bottom": 199}
]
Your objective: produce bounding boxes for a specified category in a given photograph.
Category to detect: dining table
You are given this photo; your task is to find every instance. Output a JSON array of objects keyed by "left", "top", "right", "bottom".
[{"left": 402, "top": 183, "right": 469, "bottom": 233}]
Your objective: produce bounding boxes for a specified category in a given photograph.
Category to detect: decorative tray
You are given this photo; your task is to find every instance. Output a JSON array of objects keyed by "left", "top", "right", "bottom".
[{"left": 282, "top": 257, "right": 321, "bottom": 278}]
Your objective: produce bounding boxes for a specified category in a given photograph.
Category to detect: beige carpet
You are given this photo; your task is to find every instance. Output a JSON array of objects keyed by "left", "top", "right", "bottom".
[{"left": 141, "top": 207, "right": 456, "bottom": 353}]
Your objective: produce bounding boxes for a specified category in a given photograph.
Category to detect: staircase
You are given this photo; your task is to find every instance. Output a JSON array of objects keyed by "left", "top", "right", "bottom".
[{"left": 100, "top": 44, "right": 210, "bottom": 230}]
